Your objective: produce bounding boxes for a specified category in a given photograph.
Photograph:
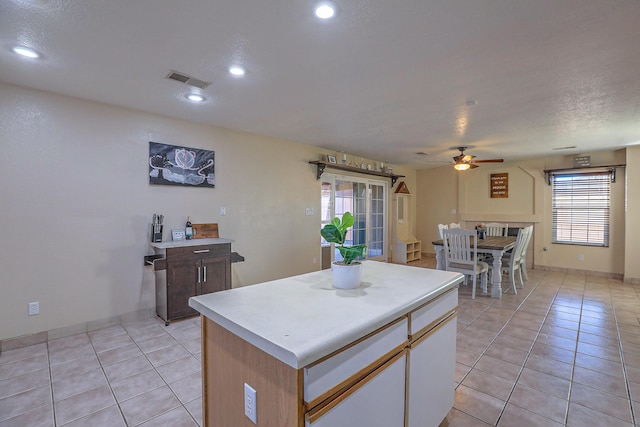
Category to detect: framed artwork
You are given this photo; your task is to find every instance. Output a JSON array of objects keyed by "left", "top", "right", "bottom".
[
  {"left": 327, "top": 154, "right": 337, "bottom": 164},
  {"left": 149, "top": 142, "right": 215, "bottom": 188}
]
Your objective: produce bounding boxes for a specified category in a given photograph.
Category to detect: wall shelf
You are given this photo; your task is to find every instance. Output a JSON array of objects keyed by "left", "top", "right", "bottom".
[{"left": 309, "top": 160, "right": 405, "bottom": 187}]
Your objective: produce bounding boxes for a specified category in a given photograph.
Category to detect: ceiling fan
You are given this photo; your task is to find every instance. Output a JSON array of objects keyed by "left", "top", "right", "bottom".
[{"left": 452, "top": 146, "right": 504, "bottom": 170}]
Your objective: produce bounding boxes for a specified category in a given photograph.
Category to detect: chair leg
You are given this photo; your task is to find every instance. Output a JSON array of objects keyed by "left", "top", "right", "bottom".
[
  {"left": 517, "top": 266, "right": 525, "bottom": 289},
  {"left": 471, "top": 273, "right": 477, "bottom": 300},
  {"left": 521, "top": 261, "right": 529, "bottom": 281},
  {"left": 509, "top": 268, "right": 517, "bottom": 294},
  {"left": 481, "top": 271, "right": 487, "bottom": 294}
]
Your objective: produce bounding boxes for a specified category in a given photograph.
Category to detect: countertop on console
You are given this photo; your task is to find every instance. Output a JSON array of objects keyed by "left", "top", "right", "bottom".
[
  {"left": 150, "top": 238, "right": 234, "bottom": 249},
  {"left": 189, "top": 261, "right": 463, "bottom": 369}
]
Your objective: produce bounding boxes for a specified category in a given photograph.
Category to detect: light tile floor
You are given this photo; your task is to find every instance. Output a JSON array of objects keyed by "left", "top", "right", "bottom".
[{"left": 2, "top": 259, "right": 640, "bottom": 426}]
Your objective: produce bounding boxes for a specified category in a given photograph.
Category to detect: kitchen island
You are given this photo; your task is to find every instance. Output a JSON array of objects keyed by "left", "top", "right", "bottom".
[{"left": 189, "top": 260, "right": 463, "bottom": 427}]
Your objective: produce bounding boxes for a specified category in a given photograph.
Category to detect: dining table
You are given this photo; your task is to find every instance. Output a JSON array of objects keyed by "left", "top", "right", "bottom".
[{"left": 432, "top": 235, "right": 517, "bottom": 298}]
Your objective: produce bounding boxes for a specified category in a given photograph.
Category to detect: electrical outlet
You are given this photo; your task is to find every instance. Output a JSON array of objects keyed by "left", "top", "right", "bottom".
[
  {"left": 28, "top": 302, "right": 39, "bottom": 316},
  {"left": 244, "top": 383, "right": 257, "bottom": 424},
  {"left": 305, "top": 207, "right": 314, "bottom": 216},
  {"left": 220, "top": 207, "right": 226, "bottom": 216},
  {"left": 578, "top": 254, "right": 585, "bottom": 261},
  {"left": 312, "top": 257, "right": 317, "bottom": 264}
]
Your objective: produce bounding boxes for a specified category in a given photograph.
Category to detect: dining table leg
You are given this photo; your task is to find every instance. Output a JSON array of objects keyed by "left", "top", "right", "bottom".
[{"left": 490, "top": 249, "right": 505, "bottom": 298}]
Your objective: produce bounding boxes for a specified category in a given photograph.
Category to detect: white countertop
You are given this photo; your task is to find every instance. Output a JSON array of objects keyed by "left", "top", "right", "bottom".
[
  {"left": 189, "top": 261, "right": 463, "bottom": 369},
  {"left": 150, "top": 238, "right": 234, "bottom": 249}
]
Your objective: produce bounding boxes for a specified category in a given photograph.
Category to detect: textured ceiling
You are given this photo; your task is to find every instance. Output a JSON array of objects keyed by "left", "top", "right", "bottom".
[{"left": 1, "top": 0, "right": 639, "bottom": 169}]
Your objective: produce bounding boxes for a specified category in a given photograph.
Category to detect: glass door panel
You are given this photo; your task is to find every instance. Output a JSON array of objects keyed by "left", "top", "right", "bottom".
[{"left": 322, "top": 175, "right": 387, "bottom": 262}]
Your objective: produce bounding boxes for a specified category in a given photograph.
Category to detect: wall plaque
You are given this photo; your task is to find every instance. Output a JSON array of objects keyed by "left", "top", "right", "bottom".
[
  {"left": 490, "top": 173, "right": 508, "bottom": 198},
  {"left": 574, "top": 155, "right": 591, "bottom": 167}
]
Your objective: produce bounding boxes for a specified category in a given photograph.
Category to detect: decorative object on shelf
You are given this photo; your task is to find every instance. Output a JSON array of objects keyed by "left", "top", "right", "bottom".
[
  {"left": 341, "top": 152, "right": 347, "bottom": 164},
  {"left": 327, "top": 154, "right": 337, "bottom": 164},
  {"left": 149, "top": 142, "right": 215, "bottom": 188},
  {"left": 360, "top": 158, "right": 366, "bottom": 169},
  {"left": 475, "top": 223, "right": 486, "bottom": 239},
  {"left": 308, "top": 160, "right": 405, "bottom": 187},
  {"left": 320, "top": 212, "right": 367, "bottom": 289}
]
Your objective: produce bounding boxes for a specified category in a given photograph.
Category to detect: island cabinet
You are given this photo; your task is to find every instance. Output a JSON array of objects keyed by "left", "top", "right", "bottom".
[
  {"left": 150, "top": 239, "right": 234, "bottom": 325},
  {"left": 190, "top": 261, "right": 463, "bottom": 427}
]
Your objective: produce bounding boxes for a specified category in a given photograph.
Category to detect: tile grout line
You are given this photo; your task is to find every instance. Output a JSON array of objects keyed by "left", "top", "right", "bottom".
[
  {"left": 457, "top": 270, "right": 557, "bottom": 426},
  {"left": 611, "top": 283, "right": 638, "bottom": 426}
]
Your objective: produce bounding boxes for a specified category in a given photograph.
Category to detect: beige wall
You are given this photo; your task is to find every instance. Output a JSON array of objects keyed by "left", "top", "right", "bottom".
[
  {"left": 416, "top": 150, "right": 630, "bottom": 278},
  {"left": 0, "top": 83, "right": 414, "bottom": 341},
  {"left": 625, "top": 146, "right": 640, "bottom": 283}
]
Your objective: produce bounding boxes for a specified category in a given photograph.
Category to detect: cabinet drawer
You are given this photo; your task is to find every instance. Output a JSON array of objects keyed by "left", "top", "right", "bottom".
[
  {"left": 305, "top": 350, "right": 406, "bottom": 427},
  {"left": 166, "top": 243, "right": 231, "bottom": 260},
  {"left": 409, "top": 289, "right": 457, "bottom": 339},
  {"left": 304, "top": 317, "right": 408, "bottom": 408}
]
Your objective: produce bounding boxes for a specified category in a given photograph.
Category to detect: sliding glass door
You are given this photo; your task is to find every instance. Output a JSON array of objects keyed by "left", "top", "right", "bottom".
[{"left": 321, "top": 174, "right": 388, "bottom": 262}]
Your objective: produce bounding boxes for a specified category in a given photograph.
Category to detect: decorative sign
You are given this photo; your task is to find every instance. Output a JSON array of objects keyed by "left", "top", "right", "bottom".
[
  {"left": 149, "top": 142, "right": 215, "bottom": 188},
  {"left": 574, "top": 155, "right": 591, "bottom": 167},
  {"left": 490, "top": 173, "right": 508, "bottom": 198},
  {"left": 394, "top": 181, "right": 410, "bottom": 194}
]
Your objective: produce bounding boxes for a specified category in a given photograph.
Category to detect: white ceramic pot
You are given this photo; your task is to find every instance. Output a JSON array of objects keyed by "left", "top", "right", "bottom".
[{"left": 331, "top": 261, "right": 363, "bottom": 289}]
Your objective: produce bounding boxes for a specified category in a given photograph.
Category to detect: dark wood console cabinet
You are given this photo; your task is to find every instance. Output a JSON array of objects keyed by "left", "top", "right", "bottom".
[{"left": 150, "top": 239, "right": 234, "bottom": 325}]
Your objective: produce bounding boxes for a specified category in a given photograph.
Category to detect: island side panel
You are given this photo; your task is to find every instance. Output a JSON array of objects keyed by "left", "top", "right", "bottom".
[{"left": 202, "top": 316, "right": 304, "bottom": 427}]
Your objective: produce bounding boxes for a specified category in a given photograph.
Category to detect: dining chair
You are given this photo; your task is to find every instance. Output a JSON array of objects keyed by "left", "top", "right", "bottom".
[
  {"left": 448, "top": 222, "right": 461, "bottom": 229},
  {"left": 484, "top": 222, "right": 509, "bottom": 237},
  {"left": 497, "top": 225, "right": 532, "bottom": 294},
  {"left": 437, "top": 223, "right": 448, "bottom": 239},
  {"left": 502, "top": 225, "right": 533, "bottom": 282},
  {"left": 442, "top": 228, "right": 488, "bottom": 299}
]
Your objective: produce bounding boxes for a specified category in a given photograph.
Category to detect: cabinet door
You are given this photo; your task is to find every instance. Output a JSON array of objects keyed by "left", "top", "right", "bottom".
[
  {"left": 200, "top": 256, "right": 230, "bottom": 295},
  {"left": 306, "top": 352, "right": 406, "bottom": 427},
  {"left": 407, "top": 315, "right": 456, "bottom": 427},
  {"left": 167, "top": 258, "right": 199, "bottom": 319}
]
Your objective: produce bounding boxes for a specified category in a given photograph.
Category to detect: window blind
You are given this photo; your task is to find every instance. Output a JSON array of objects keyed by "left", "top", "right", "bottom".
[{"left": 551, "top": 171, "right": 610, "bottom": 247}]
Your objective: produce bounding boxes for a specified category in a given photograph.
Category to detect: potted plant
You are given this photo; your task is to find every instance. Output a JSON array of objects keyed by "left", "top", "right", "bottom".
[{"left": 321, "top": 212, "right": 367, "bottom": 289}]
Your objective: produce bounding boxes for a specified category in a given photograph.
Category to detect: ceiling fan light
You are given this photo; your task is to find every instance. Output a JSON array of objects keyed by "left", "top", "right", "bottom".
[{"left": 454, "top": 162, "right": 471, "bottom": 171}]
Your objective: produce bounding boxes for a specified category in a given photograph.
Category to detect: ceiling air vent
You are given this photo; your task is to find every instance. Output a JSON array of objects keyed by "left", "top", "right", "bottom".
[{"left": 165, "top": 70, "right": 211, "bottom": 89}]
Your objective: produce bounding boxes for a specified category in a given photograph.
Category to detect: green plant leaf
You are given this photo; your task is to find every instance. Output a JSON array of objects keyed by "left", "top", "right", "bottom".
[{"left": 341, "top": 212, "right": 355, "bottom": 229}]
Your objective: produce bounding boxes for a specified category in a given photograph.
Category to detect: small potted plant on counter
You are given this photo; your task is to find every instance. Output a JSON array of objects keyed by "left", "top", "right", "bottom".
[{"left": 321, "top": 212, "right": 368, "bottom": 289}]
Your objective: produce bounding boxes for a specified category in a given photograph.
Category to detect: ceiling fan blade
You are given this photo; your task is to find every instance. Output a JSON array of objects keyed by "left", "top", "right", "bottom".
[
  {"left": 472, "top": 159, "right": 504, "bottom": 163},
  {"left": 453, "top": 154, "right": 464, "bottom": 162},
  {"left": 462, "top": 154, "right": 475, "bottom": 162},
  {"left": 469, "top": 163, "right": 479, "bottom": 169}
]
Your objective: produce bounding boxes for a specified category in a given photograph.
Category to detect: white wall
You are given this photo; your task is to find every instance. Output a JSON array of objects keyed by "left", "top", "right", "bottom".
[{"left": 0, "top": 83, "right": 414, "bottom": 341}]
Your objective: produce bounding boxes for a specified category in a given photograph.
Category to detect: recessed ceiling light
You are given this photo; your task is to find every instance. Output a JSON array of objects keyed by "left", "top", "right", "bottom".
[
  {"left": 314, "top": 2, "right": 336, "bottom": 19},
  {"left": 465, "top": 100, "right": 478, "bottom": 106},
  {"left": 185, "top": 94, "right": 206, "bottom": 102},
  {"left": 12, "top": 45, "right": 41, "bottom": 59},
  {"left": 228, "top": 66, "right": 246, "bottom": 77}
]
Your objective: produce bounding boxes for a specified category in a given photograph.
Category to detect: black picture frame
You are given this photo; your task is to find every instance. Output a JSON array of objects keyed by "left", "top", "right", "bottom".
[
  {"left": 149, "top": 141, "right": 215, "bottom": 188},
  {"left": 327, "top": 154, "right": 337, "bottom": 164}
]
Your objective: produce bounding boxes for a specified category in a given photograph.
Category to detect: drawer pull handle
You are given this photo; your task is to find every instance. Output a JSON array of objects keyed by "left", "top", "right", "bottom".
[
  {"left": 193, "top": 249, "right": 210, "bottom": 254},
  {"left": 203, "top": 266, "right": 207, "bottom": 282},
  {"left": 197, "top": 267, "right": 201, "bottom": 283}
]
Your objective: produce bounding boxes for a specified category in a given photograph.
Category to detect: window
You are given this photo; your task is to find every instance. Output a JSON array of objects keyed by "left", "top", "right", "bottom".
[
  {"left": 321, "top": 174, "right": 388, "bottom": 261},
  {"left": 551, "top": 171, "right": 611, "bottom": 247}
]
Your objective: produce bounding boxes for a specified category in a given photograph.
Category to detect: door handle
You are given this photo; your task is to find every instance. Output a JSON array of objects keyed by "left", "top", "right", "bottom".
[
  {"left": 197, "top": 266, "right": 201, "bottom": 283},
  {"left": 203, "top": 266, "right": 207, "bottom": 283}
]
